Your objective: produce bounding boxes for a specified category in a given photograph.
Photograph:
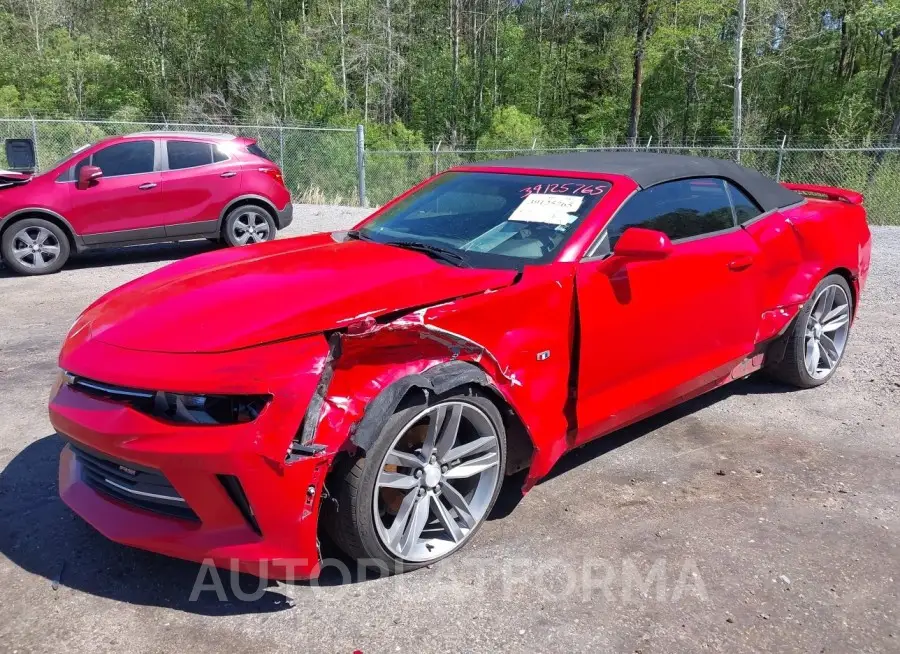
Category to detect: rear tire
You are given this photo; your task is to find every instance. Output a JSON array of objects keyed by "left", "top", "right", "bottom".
[
  {"left": 1, "top": 218, "right": 71, "bottom": 275},
  {"left": 222, "top": 205, "right": 276, "bottom": 247},
  {"left": 767, "top": 274, "right": 853, "bottom": 388},
  {"left": 325, "top": 389, "right": 506, "bottom": 575}
]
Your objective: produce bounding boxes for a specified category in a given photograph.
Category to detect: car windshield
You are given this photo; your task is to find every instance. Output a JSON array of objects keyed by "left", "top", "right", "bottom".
[{"left": 358, "top": 172, "right": 611, "bottom": 267}]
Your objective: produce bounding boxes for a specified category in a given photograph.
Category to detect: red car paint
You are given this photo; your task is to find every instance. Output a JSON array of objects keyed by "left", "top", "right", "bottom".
[
  {"left": 0, "top": 132, "right": 291, "bottom": 256},
  {"left": 49, "top": 163, "right": 871, "bottom": 580}
]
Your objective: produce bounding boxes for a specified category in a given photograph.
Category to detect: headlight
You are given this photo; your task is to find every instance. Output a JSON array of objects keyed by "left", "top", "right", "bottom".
[
  {"left": 61, "top": 371, "right": 270, "bottom": 425},
  {"left": 153, "top": 392, "right": 271, "bottom": 425}
]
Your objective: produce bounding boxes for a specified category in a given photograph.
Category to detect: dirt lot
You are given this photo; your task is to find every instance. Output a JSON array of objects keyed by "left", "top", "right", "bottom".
[{"left": 0, "top": 205, "right": 897, "bottom": 654}]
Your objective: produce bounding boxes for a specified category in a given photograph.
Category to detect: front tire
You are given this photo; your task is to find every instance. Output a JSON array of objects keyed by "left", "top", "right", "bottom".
[
  {"left": 768, "top": 274, "right": 853, "bottom": 388},
  {"left": 1, "top": 218, "right": 71, "bottom": 275},
  {"left": 222, "top": 205, "right": 276, "bottom": 247},
  {"left": 326, "top": 390, "right": 506, "bottom": 575}
]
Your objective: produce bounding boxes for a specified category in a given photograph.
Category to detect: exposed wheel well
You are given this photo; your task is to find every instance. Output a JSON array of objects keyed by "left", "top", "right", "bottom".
[{"left": 0, "top": 212, "right": 78, "bottom": 253}]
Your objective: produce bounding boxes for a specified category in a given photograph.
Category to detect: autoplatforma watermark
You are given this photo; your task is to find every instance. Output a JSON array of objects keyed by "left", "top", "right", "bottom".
[{"left": 190, "top": 556, "right": 708, "bottom": 604}]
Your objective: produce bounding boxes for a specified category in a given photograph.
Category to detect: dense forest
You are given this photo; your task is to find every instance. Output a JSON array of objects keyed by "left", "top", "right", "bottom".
[{"left": 2, "top": 0, "right": 900, "bottom": 149}]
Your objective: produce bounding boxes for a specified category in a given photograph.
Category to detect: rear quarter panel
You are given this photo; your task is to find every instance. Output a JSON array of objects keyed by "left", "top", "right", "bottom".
[{"left": 779, "top": 198, "right": 872, "bottom": 307}]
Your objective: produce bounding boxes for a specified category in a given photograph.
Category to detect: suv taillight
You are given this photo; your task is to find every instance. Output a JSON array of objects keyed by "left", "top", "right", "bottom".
[{"left": 258, "top": 167, "right": 285, "bottom": 186}]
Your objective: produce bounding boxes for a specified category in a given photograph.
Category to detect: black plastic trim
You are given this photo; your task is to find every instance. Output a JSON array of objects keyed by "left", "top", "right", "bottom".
[{"left": 217, "top": 474, "right": 262, "bottom": 536}]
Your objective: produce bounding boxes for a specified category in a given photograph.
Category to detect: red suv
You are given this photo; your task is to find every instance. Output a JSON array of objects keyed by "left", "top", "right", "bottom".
[{"left": 0, "top": 131, "right": 292, "bottom": 275}]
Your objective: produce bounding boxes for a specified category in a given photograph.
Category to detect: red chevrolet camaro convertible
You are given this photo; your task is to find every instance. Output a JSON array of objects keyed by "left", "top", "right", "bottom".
[{"left": 49, "top": 153, "right": 871, "bottom": 579}]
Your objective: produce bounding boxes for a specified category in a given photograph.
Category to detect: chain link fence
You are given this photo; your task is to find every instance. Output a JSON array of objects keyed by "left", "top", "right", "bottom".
[{"left": 2, "top": 118, "right": 899, "bottom": 225}]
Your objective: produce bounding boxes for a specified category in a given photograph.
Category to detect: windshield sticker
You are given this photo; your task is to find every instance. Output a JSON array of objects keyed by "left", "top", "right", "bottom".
[
  {"left": 508, "top": 193, "right": 584, "bottom": 225},
  {"left": 520, "top": 182, "right": 607, "bottom": 197}
]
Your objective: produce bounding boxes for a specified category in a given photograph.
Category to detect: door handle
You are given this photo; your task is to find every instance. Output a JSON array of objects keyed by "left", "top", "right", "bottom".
[
  {"left": 138, "top": 182, "right": 157, "bottom": 190},
  {"left": 728, "top": 255, "right": 754, "bottom": 271},
  {"left": 220, "top": 171, "right": 237, "bottom": 178}
]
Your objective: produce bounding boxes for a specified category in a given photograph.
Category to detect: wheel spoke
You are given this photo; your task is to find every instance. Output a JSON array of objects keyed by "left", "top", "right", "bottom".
[
  {"left": 31, "top": 250, "right": 46, "bottom": 266},
  {"left": 16, "top": 230, "right": 35, "bottom": 247},
  {"left": 435, "top": 404, "right": 462, "bottom": 460},
  {"left": 385, "top": 450, "right": 423, "bottom": 469},
  {"left": 821, "top": 302, "right": 849, "bottom": 332},
  {"left": 819, "top": 334, "right": 839, "bottom": 368},
  {"left": 399, "top": 494, "right": 431, "bottom": 556},
  {"left": 821, "top": 315, "right": 849, "bottom": 333},
  {"left": 431, "top": 493, "right": 464, "bottom": 542},
  {"left": 236, "top": 230, "right": 252, "bottom": 245},
  {"left": 444, "top": 451, "right": 500, "bottom": 480},
  {"left": 422, "top": 405, "right": 459, "bottom": 461},
  {"left": 378, "top": 471, "right": 419, "bottom": 490},
  {"left": 440, "top": 482, "right": 476, "bottom": 528},
  {"left": 818, "top": 286, "right": 836, "bottom": 319},
  {"left": 821, "top": 303, "right": 847, "bottom": 324},
  {"left": 12, "top": 246, "right": 31, "bottom": 262},
  {"left": 385, "top": 489, "right": 418, "bottom": 548},
  {"left": 444, "top": 436, "right": 496, "bottom": 464},
  {"left": 34, "top": 229, "right": 50, "bottom": 245},
  {"left": 805, "top": 338, "right": 820, "bottom": 374}
]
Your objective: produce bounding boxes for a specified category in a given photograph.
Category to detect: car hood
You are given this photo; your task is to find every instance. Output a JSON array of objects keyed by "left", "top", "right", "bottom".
[{"left": 79, "top": 233, "right": 518, "bottom": 354}]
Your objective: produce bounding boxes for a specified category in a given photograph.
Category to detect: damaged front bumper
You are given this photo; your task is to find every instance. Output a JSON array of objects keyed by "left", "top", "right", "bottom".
[{"left": 51, "top": 334, "right": 335, "bottom": 580}]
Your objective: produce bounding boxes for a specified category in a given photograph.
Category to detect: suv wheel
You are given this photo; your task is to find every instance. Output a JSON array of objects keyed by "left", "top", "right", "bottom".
[
  {"left": 1, "top": 218, "right": 71, "bottom": 275},
  {"left": 222, "top": 205, "right": 276, "bottom": 247}
]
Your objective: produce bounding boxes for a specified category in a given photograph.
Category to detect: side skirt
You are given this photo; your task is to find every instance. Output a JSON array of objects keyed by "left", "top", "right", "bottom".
[{"left": 78, "top": 220, "right": 219, "bottom": 250}]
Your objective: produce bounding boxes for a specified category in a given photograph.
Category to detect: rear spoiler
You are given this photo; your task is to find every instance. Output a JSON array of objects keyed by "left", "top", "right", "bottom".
[{"left": 782, "top": 182, "right": 864, "bottom": 205}]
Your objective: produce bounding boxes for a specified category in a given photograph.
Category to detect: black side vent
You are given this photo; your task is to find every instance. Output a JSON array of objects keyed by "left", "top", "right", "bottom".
[{"left": 217, "top": 474, "right": 262, "bottom": 536}]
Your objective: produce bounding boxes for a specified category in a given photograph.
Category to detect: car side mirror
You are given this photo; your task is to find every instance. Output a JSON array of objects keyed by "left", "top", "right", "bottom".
[
  {"left": 612, "top": 227, "right": 673, "bottom": 260},
  {"left": 76, "top": 165, "right": 103, "bottom": 190}
]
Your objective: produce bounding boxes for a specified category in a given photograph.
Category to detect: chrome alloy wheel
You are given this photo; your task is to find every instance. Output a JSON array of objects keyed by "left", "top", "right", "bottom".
[
  {"left": 804, "top": 283, "right": 851, "bottom": 380},
  {"left": 11, "top": 226, "right": 61, "bottom": 270},
  {"left": 373, "top": 401, "right": 502, "bottom": 563},
  {"left": 231, "top": 210, "right": 271, "bottom": 244}
]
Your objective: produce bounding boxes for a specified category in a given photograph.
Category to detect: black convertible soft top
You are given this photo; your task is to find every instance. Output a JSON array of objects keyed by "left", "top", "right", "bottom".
[{"left": 476, "top": 151, "right": 803, "bottom": 213}]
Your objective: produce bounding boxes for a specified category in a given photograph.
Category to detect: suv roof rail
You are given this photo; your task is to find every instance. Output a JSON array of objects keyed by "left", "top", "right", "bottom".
[{"left": 124, "top": 131, "right": 237, "bottom": 140}]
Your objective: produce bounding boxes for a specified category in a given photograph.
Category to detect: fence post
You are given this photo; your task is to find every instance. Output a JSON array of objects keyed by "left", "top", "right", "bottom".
[
  {"left": 29, "top": 116, "right": 39, "bottom": 171},
  {"left": 775, "top": 135, "right": 787, "bottom": 182},
  {"left": 433, "top": 139, "right": 442, "bottom": 176},
  {"left": 356, "top": 124, "right": 367, "bottom": 208},
  {"left": 278, "top": 125, "right": 285, "bottom": 170}
]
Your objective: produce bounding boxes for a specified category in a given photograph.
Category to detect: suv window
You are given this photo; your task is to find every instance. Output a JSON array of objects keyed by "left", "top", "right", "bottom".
[
  {"left": 87, "top": 141, "right": 155, "bottom": 177},
  {"left": 246, "top": 143, "right": 273, "bottom": 161},
  {"left": 606, "top": 178, "right": 736, "bottom": 248},
  {"left": 728, "top": 182, "right": 762, "bottom": 223},
  {"left": 167, "top": 140, "right": 213, "bottom": 169}
]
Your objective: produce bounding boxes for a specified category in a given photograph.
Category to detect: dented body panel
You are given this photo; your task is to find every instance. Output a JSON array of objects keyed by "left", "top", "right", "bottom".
[{"left": 50, "top": 162, "right": 871, "bottom": 579}]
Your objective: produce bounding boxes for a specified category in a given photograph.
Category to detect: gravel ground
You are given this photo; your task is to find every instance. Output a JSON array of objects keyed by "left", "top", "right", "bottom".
[{"left": 0, "top": 205, "right": 897, "bottom": 653}]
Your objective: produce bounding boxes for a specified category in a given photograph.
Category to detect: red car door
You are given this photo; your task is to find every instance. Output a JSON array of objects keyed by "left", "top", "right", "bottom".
[
  {"left": 159, "top": 139, "right": 242, "bottom": 236},
  {"left": 574, "top": 178, "right": 762, "bottom": 444},
  {"left": 67, "top": 139, "right": 166, "bottom": 238}
]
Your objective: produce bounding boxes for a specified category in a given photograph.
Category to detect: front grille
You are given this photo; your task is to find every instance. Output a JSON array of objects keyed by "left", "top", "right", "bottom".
[{"left": 68, "top": 442, "right": 199, "bottom": 522}]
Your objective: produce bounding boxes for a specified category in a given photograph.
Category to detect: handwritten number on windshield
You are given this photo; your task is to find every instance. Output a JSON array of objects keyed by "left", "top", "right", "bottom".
[{"left": 520, "top": 183, "right": 606, "bottom": 198}]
